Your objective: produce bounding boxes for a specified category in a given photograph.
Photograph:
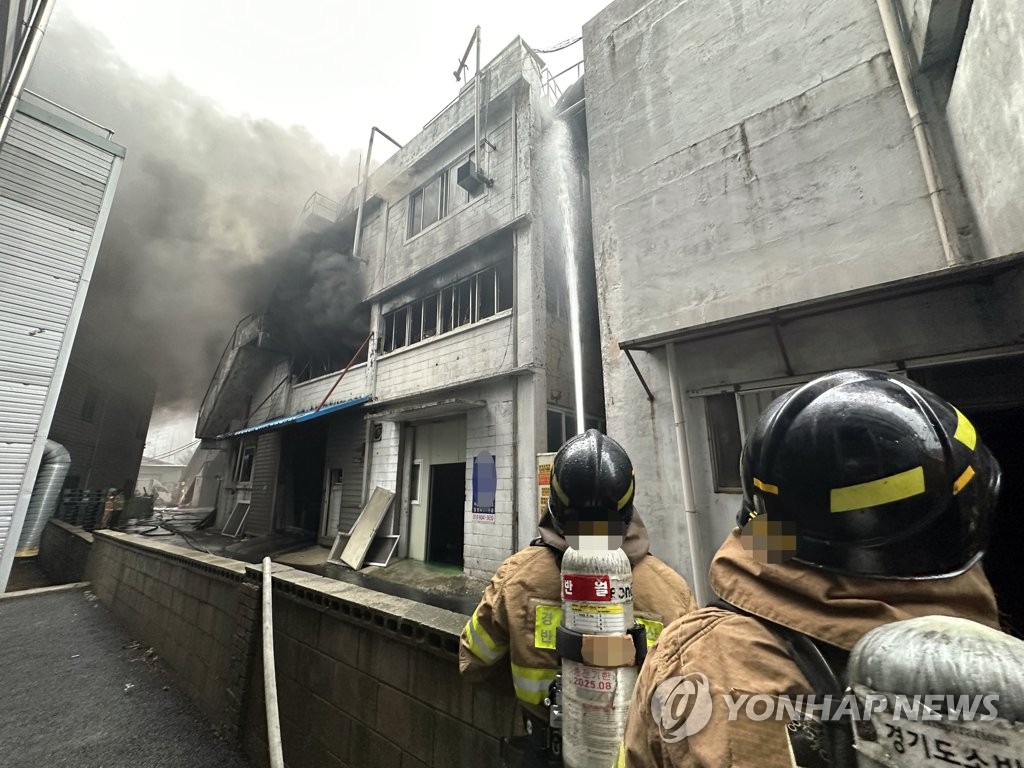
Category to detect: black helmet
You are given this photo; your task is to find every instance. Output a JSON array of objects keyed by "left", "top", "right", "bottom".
[
  {"left": 548, "top": 429, "right": 636, "bottom": 532},
  {"left": 738, "top": 370, "right": 1000, "bottom": 579}
]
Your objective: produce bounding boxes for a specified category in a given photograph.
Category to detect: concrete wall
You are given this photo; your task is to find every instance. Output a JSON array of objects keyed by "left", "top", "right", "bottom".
[
  {"left": 947, "top": 0, "right": 1024, "bottom": 259},
  {"left": 77, "top": 529, "right": 514, "bottom": 768},
  {"left": 38, "top": 518, "right": 93, "bottom": 584},
  {"left": 583, "top": 0, "right": 945, "bottom": 343}
]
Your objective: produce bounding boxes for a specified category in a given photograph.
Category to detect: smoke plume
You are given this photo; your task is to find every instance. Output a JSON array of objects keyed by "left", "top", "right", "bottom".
[{"left": 26, "top": 12, "right": 365, "bottom": 426}]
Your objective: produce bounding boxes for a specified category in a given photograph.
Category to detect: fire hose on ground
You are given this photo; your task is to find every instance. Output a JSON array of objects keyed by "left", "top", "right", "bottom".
[{"left": 262, "top": 557, "right": 285, "bottom": 768}]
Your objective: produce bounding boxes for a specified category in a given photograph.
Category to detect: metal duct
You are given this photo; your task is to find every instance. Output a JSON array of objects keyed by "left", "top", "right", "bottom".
[{"left": 17, "top": 440, "right": 71, "bottom": 557}]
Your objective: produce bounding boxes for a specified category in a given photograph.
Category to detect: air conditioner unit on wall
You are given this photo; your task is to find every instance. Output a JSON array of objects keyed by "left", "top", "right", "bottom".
[{"left": 457, "top": 159, "right": 491, "bottom": 194}]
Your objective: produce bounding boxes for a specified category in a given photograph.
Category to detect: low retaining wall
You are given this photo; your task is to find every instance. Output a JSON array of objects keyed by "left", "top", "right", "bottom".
[
  {"left": 82, "top": 530, "right": 515, "bottom": 767},
  {"left": 39, "top": 518, "right": 94, "bottom": 584}
]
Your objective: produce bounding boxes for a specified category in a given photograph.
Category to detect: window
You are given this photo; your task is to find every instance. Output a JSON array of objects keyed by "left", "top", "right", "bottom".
[
  {"left": 410, "top": 462, "right": 421, "bottom": 503},
  {"left": 703, "top": 385, "right": 801, "bottom": 492},
  {"left": 546, "top": 408, "right": 606, "bottom": 453},
  {"left": 705, "top": 394, "right": 743, "bottom": 491},
  {"left": 422, "top": 294, "right": 438, "bottom": 338},
  {"left": 81, "top": 386, "right": 100, "bottom": 422},
  {"left": 379, "top": 263, "right": 514, "bottom": 354},
  {"left": 235, "top": 444, "right": 256, "bottom": 483},
  {"left": 407, "top": 151, "right": 475, "bottom": 238}
]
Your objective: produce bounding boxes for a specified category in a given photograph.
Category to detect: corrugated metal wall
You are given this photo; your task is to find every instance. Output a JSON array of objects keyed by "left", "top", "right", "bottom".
[
  {"left": 324, "top": 415, "right": 367, "bottom": 535},
  {"left": 246, "top": 431, "right": 281, "bottom": 535},
  {"left": 0, "top": 104, "right": 122, "bottom": 588}
]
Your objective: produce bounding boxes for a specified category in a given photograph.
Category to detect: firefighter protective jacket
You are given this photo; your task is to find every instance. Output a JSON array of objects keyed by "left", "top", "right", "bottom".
[
  {"left": 618, "top": 529, "right": 1002, "bottom": 768},
  {"left": 459, "top": 510, "right": 697, "bottom": 721}
]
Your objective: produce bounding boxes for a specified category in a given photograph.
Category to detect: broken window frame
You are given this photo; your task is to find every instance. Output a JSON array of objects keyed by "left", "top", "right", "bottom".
[
  {"left": 235, "top": 443, "right": 256, "bottom": 484},
  {"left": 378, "top": 260, "right": 513, "bottom": 356}
]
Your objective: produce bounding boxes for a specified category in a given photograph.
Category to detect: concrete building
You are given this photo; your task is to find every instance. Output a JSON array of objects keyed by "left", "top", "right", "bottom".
[
  {"left": 582, "top": 0, "right": 1024, "bottom": 632},
  {"left": 0, "top": 1, "right": 125, "bottom": 590},
  {"left": 197, "top": 38, "right": 601, "bottom": 580}
]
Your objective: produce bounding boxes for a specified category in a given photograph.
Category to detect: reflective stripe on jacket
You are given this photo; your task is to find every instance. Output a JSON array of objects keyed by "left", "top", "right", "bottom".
[{"left": 459, "top": 511, "right": 697, "bottom": 721}]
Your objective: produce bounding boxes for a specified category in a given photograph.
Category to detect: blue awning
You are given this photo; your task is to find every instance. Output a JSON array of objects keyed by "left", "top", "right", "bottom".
[{"left": 218, "top": 395, "right": 371, "bottom": 439}]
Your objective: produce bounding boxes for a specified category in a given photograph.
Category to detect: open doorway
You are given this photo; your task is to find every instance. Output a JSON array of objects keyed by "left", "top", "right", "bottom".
[
  {"left": 911, "top": 356, "right": 1024, "bottom": 638},
  {"left": 427, "top": 462, "right": 465, "bottom": 567},
  {"left": 281, "top": 423, "right": 327, "bottom": 536},
  {"left": 968, "top": 409, "right": 1023, "bottom": 638}
]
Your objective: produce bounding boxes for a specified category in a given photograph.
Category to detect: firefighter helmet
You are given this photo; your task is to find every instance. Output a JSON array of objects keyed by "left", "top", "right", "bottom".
[
  {"left": 737, "top": 370, "right": 1000, "bottom": 579},
  {"left": 548, "top": 429, "right": 636, "bottom": 531}
]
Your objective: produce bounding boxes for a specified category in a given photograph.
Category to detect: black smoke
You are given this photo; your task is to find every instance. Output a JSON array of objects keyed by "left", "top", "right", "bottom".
[{"left": 26, "top": 10, "right": 365, "bottom": 427}]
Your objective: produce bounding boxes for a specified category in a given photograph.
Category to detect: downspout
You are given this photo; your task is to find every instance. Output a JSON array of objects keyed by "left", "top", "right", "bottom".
[
  {"left": 17, "top": 440, "right": 71, "bottom": 557},
  {"left": 666, "top": 343, "right": 709, "bottom": 606},
  {"left": 0, "top": 0, "right": 56, "bottom": 147},
  {"left": 875, "top": 0, "right": 959, "bottom": 267},
  {"left": 351, "top": 127, "right": 402, "bottom": 263}
]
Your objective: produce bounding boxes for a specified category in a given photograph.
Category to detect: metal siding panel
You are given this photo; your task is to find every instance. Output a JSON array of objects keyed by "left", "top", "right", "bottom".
[
  {"left": 339, "top": 426, "right": 366, "bottom": 534},
  {"left": 247, "top": 431, "right": 281, "bottom": 535},
  {"left": 7, "top": 114, "right": 114, "bottom": 180}
]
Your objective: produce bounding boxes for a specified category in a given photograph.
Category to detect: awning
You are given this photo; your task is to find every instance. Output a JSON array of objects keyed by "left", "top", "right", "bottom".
[{"left": 218, "top": 395, "right": 371, "bottom": 439}]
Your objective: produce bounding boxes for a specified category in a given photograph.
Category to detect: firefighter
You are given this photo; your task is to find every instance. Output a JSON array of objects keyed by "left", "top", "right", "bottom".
[
  {"left": 459, "top": 429, "right": 697, "bottom": 763},
  {"left": 619, "top": 369, "right": 1004, "bottom": 767}
]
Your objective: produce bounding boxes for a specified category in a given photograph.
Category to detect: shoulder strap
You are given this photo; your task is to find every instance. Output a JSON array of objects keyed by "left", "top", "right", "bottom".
[
  {"left": 712, "top": 599, "right": 857, "bottom": 768},
  {"left": 530, "top": 536, "right": 564, "bottom": 566}
]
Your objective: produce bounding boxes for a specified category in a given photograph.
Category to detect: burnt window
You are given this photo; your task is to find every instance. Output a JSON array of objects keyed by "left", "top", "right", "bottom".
[
  {"left": 235, "top": 444, "right": 255, "bottom": 483},
  {"left": 422, "top": 295, "right": 438, "bottom": 339},
  {"left": 478, "top": 268, "right": 496, "bottom": 320},
  {"left": 378, "top": 260, "right": 513, "bottom": 354}
]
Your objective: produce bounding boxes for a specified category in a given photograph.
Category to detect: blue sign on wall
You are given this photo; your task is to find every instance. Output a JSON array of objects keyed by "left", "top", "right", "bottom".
[{"left": 472, "top": 450, "right": 497, "bottom": 522}]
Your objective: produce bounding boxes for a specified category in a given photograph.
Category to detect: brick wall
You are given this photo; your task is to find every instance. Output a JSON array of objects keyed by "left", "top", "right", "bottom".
[
  {"left": 464, "top": 381, "right": 516, "bottom": 579},
  {"left": 375, "top": 314, "right": 515, "bottom": 402},
  {"left": 76, "top": 530, "right": 515, "bottom": 768}
]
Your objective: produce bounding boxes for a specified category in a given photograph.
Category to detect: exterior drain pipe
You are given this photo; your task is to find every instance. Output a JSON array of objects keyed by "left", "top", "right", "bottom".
[
  {"left": 665, "top": 343, "right": 709, "bottom": 606},
  {"left": 17, "top": 440, "right": 71, "bottom": 557},
  {"left": 875, "top": 0, "right": 959, "bottom": 267},
  {"left": 0, "top": 0, "right": 56, "bottom": 147},
  {"left": 261, "top": 557, "right": 285, "bottom": 768}
]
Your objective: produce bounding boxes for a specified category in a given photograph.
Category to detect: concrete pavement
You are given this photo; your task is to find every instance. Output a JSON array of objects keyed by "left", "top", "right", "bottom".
[{"left": 0, "top": 585, "right": 252, "bottom": 768}]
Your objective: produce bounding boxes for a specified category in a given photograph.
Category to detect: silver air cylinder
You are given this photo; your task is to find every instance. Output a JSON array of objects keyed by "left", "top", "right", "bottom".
[{"left": 560, "top": 546, "right": 636, "bottom": 768}]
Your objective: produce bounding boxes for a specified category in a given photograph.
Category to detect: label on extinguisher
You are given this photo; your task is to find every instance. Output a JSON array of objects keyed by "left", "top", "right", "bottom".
[
  {"left": 569, "top": 603, "right": 627, "bottom": 633},
  {"left": 570, "top": 664, "right": 617, "bottom": 694},
  {"left": 562, "top": 574, "right": 612, "bottom": 601},
  {"left": 562, "top": 574, "right": 633, "bottom": 602}
]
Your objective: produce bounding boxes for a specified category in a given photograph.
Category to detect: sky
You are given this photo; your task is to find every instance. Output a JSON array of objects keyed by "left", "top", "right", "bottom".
[
  {"left": 56, "top": 0, "right": 609, "bottom": 162},
  {"left": 28, "top": 0, "right": 611, "bottom": 459}
]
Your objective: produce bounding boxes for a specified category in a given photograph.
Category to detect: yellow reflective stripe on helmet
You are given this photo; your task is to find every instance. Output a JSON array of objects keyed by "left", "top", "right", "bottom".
[
  {"left": 511, "top": 663, "right": 557, "bottom": 705},
  {"left": 615, "top": 742, "right": 626, "bottom": 768},
  {"left": 550, "top": 471, "right": 570, "bottom": 506},
  {"left": 830, "top": 466, "right": 925, "bottom": 513},
  {"left": 953, "top": 408, "right": 977, "bottom": 450},
  {"left": 753, "top": 477, "right": 779, "bottom": 495},
  {"left": 534, "top": 604, "right": 562, "bottom": 650},
  {"left": 636, "top": 618, "right": 664, "bottom": 648},
  {"left": 616, "top": 476, "right": 635, "bottom": 511},
  {"left": 464, "top": 610, "right": 507, "bottom": 664},
  {"left": 953, "top": 465, "right": 976, "bottom": 495}
]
